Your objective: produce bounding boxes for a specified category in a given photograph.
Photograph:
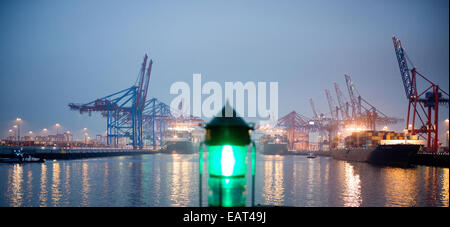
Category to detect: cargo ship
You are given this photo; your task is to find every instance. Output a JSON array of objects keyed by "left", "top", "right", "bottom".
[
  {"left": 263, "top": 141, "right": 289, "bottom": 155},
  {"left": 159, "top": 118, "right": 204, "bottom": 154},
  {"left": 160, "top": 132, "right": 197, "bottom": 154},
  {"left": 260, "top": 136, "right": 289, "bottom": 155},
  {"left": 331, "top": 130, "right": 423, "bottom": 166}
]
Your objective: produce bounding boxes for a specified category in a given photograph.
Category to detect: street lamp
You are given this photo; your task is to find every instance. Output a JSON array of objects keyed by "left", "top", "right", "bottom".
[
  {"left": 16, "top": 118, "right": 22, "bottom": 143},
  {"left": 65, "top": 131, "right": 71, "bottom": 142},
  {"left": 84, "top": 132, "right": 88, "bottom": 144},
  {"left": 13, "top": 125, "right": 18, "bottom": 144},
  {"left": 83, "top": 128, "right": 88, "bottom": 143},
  {"left": 8, "top": 129, "right": 13, "bottom": 140},
  {"left": 199, "top": 105, "right": 256, "bottom": 207},
  {"left": 55, "top": 123, "right": 61, "bottom": 135}
]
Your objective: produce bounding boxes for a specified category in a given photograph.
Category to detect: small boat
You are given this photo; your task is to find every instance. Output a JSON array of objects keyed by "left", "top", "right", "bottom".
[
  {"left": 0, "top": 151, "right": 45, "bottom": 163},
  {"left": 307, "top": 152, "right": 316, "bottom": 159}
]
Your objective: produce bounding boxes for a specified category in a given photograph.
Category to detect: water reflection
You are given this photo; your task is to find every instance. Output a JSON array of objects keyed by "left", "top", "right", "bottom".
[
  {"left": 262, "top": 156, "right": 285, "bottom": 206},
  {"left": 383, "top": 167, "right": 418, "bottom": 206},
  {"left": 81, "top": 163, "right": 90, "bottom": 206},
  {"left": 25, "top": 169, "right": 33, "bottom": 204},
  {"left": 39, "top": 164, "right": 47, "bottom": 207},
  {"left": 0, "top": 155, "right": 448, "bottom": 207},
  {"left": 7, "top": 164, "right": 23, "bottom": 207},
  {"left": 342, "top": 162, "right": 362, "bottom": 207},
  {"left": 305, "top": 159, "right": 315, "bottom": 206},
  {"left": 103, "top": 162, "right": 109, "bottom": 197},
  {"left": 442, "top": 169, "right": 449, "bottom": 207},
  {"left": 63, "top": 164, "right": 71, "bottom": 204},
  {"left": 169, "top": 154, "right": 192, "bottom": 206},
  {"left": 51, "top": 162, "right": 61, "bottom": 205}
]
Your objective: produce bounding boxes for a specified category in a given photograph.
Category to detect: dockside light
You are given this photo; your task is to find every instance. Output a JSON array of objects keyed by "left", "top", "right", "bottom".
[{"left": 199, "top": 104, "right": 256, "bottom": 207}]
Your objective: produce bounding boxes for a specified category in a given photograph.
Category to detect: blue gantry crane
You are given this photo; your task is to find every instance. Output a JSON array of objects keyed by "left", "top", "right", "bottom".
[
  {"left": 69, "top": 54, "right": 153, "bottom": 149},
  {"left": 143, "top": 98, "right": 173, "bottom": 147}
]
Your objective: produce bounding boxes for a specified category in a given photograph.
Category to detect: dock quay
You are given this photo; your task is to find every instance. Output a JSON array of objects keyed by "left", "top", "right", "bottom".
[
  {"left": 0, "top": 146, "right": 159, "bottom": 160},
  {"left": 411, "top": 152, "right": 449, "bottom": 168}
]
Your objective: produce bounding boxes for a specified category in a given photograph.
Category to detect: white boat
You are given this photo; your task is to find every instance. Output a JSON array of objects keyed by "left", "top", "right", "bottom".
[{"left": 307, "top": 152, "right": 316, "bottom": 158}]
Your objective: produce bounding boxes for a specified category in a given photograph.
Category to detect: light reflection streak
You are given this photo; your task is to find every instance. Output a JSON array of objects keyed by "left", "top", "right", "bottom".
[
  {"left": 81, "top": 163, "right": 90, "bottom": 206},
  {"left": 383, "top": 167, "right": 417, "bottom": 207},
  {"left": 153, "top": 155, "right": 161, "bottom": 204},
  {"left": 343, "top": 163, "right": 361, "bottom": 207},
  {"left": 263, "top": 156, "right": 284, "bottom": 206},
  {"left": 169, "top": 154, "right": 191, "bottom": 206},
  {"left": 25, "top": 169, "right": 33, "bottom": 204},
  {"left": 39, "top": 164, "right": 48, "bottom": 207},
  {"left": 64, "top": 164, "right": 71, "bottom": 204},
  {"left": 103, "top": 162, "right": 109, "bottom": 196},
  {"left": 441, "top": 168, "right": 449, "bottom": 207},
  {"left": 305, "top": 159, "right": 315, "bottom": 206},
  {"left": 51, "top": 162, "right": 61, "bottom": 206},
  {"left": 8, "top": 164, "right": 23, "bottom": 207}
]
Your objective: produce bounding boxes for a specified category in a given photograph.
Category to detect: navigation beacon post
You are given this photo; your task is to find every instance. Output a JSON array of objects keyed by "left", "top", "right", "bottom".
[{"left": 199, "top": 105, "right": 256, "bottom": 207}]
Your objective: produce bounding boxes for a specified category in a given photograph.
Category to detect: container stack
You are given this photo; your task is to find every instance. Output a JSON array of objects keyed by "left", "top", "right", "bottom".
[{"left": 344, "top": 131, "right": 420, "bottom": 148}]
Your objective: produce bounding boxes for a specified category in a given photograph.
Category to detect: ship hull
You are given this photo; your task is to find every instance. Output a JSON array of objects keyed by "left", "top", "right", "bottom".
[
  {"left": 332, "top": 144, "right": 421, "bottom": 166},
  {"left": 262, "top": 143, "right": 289, "bottom": 155},
  {"left": 160, "top": 141, "right": 197, "bottom": 154}
]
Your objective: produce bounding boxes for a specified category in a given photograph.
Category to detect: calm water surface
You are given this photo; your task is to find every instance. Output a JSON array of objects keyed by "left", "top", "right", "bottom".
[{"left": 0, "top": 153, "right": 448, "bottom": 207}]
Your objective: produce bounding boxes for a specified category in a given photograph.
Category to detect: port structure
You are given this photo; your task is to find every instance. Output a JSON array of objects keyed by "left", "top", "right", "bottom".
[
  {"left": 309, "top": 98, "right": 332, "bottom": 150},
  {"left": 142, "top": 98, "right": 172, "bottom": 148},
  {"left": 392, "top": 36, "right": 449, "bottom": 153},
  {"left": 142, "top": 98, "right": 204, "bottom": 148},
  {"left": 69, "top": 54, "right": 153, "bottom": 149},
  {"left": 319, "top": 75, "right": 402, "bottom": 149},
  {"left": 276, "top": 111, "right": 316, "bottom": 151},
  {"left": 342, "top": 74, "right": 403, "bottom": 131}
]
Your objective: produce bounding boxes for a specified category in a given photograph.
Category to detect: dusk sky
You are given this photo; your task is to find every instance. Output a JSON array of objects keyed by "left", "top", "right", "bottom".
[{"left": 0, "top": 0, "right": 448, "bottom": 140}]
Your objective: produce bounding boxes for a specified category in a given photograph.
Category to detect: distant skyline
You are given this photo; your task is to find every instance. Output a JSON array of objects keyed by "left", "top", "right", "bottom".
[{"left": 0, "top": 0, "right": 448, "bottom": 141}]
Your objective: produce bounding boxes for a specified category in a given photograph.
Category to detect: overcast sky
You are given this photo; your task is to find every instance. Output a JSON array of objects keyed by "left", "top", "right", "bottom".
[{"left": 0, "top": 0, "right": 448, "bottom": 141}]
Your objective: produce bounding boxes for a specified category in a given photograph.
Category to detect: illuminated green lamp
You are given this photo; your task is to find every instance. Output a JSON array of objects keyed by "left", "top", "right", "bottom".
[{"left": 199, "top": 104, "right": 256, "bottom": 207}]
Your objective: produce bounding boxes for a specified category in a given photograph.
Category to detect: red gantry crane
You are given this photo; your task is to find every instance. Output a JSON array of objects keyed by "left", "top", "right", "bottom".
[{"left": 276, "top": 111, "right": 310, "bottom": 151}]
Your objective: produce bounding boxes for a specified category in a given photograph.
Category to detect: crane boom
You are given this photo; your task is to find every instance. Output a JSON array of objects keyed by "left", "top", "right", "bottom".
[
  {"left": 344, "top": 74, "right": 361, "bottom": 118},
  {"left": 325, "top": 89, "right": 338, "bottom": 120},
  {"left": 392, "top": 36, "right": 414, "bottom": 100},
  {"left": 135, "top": 54, "right": 148, "bottom": 109},
  {"left": 334, "top": 83, "right": 350, "bottom": 120},
  {"left": 309, "top": 98, "right": 319, "bottom": 119},
  {"left": 141, "top": 59, "right": 153, "bottom": 110}
]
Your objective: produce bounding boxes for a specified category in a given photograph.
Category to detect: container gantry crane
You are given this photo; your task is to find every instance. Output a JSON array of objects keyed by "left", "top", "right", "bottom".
[
  {"left": 392, "top": 36, "right": 449, "bottom": 153},
  {"left": 309, "top": 98, "right": 330, "bottom": 150},
  {"left": 69, "top": 54, "right": 153, "bottom": 149},
  {"left": 276, "top": 111, "right": 310, "bottom": 151},
  {"left": 334, "top": 83, "right": 351, "bottom": 121},
  {"left": 343, "top": 74, "right": 403, "bottom": 131},
  {"left": 143, "top": 98, "right": 204, "bottom": 148},
  {"left": 324, "top": 88, "right": 340, "bottom": 147}
]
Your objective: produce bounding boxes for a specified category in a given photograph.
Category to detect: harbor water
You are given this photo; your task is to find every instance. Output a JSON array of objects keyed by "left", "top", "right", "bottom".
[{"left": 0, "top": 153, "right": 448, "bottom": 207}]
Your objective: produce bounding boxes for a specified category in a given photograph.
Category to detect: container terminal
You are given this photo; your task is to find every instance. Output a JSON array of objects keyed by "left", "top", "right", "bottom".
[{"left": 1, "top": 36, "right": 448, "bottom": 167}]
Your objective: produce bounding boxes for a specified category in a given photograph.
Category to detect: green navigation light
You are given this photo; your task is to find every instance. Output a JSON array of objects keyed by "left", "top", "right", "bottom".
[
  {"left": 221, "top": 145, "right": 235, "bottom": 176},
  {"left": 208, "top": 145, "right": 247, "bottom": 177},
  {"left": 199, "top": 103, "right": 256, "bottom": 207}
]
